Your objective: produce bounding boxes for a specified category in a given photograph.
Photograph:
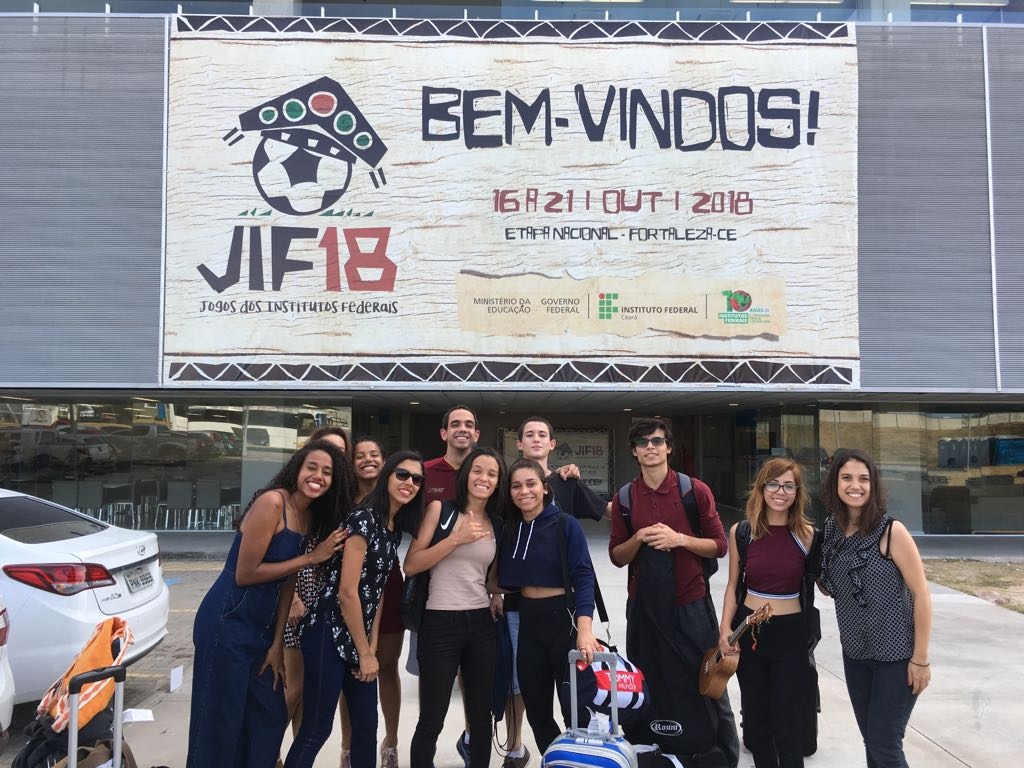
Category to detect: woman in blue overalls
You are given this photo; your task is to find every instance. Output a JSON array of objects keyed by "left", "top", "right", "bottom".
[{"left": 186, "top": 439, "right": 353, "bottom": 768}]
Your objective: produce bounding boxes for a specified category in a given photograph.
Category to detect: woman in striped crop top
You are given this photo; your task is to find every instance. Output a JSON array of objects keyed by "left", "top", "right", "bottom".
[{"left": 719, "top": 458, "right": 817, "bottom": 768}]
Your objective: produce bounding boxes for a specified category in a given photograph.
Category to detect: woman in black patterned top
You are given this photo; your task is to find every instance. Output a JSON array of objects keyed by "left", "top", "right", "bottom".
[
  {"left": 284, "top": 451, "right": 425, "bottom": 768},
  {"left": 819, "top": 448, "right": 932, "bottom": 768}
]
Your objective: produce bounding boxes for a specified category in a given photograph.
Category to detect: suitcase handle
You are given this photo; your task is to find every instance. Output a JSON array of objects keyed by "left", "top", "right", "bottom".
[
  {"left": 67, "top": 664, "right": 126, "bottom": 768},
  {"left": 568, "top": 650, "right": 620, "bottom": 736},
  {"left": 68, "top": 665, "right": 127, "bottom": 696}
]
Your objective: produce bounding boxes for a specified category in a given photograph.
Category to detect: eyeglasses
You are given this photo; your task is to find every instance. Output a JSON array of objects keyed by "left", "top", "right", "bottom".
[
  {"left": 633, "top": 436, "right": 668, "bottom": 448},
  {"left": 394, "top": 468, "right": 425, "bottom": 486},
  {"left": 764, "top": 481, "right": 799, "bottom": 494}
]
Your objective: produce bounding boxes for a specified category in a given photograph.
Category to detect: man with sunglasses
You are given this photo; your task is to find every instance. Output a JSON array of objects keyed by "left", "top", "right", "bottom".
[{"left": 609, "top": 418, "right": 738, "bottom": 767}]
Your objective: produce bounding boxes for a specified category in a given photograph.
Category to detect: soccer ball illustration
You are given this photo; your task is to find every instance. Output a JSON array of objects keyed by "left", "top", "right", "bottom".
[
  {"left": 252, "top": 136, "right": 353, "bottom": 216},
  {"left": 232, "top": 77, "right": 388, "bottom": 217}
]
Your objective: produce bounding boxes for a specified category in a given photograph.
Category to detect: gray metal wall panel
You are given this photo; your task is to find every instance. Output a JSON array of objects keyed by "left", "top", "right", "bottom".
[
  {"left": 857, "top": 26, "right": 996, "bottom": 390},
  {"left": 0, "top": 16, "right": 165, "bottom": 387},
  {"left": 0, "top": 20, "right": 1011, "bottom": 392},
  {"left": 988, "top": 28, "right": 1024, "bottom": 391}
]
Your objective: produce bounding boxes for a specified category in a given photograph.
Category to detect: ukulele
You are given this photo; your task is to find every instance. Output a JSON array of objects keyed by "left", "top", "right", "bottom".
[{"left": 698, "top": 603, "right": 773, "bottom": 700}]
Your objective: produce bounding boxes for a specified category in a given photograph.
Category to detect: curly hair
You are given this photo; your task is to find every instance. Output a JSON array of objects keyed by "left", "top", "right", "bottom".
[
  {"left": 744, "top": 458, "right": 813, "bottom": 542},
  {"left": 242, "top": 439, "right": 352, "bottom": 541}
]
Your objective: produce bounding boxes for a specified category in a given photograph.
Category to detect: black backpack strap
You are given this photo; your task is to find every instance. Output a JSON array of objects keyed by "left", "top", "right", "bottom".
[
  {"left": 431, "top": 500, "right": 457, "bottom": 546},
  {"left": 558, "top": 512, "right": 573, "bottom": 614},
  {"left": 734, "top": 519, "right": 751, "bottom": 607},
  {"left": 558, "top": 512, "right": 608, "bottom": 624},
  {"left": 677, "top": 472, "right": 720, "bottom": 614},
  {"left": 616, "top": 482, "right": 633, "bottom": 535},
  {"left": 676, "top": 472, "right": 699, "bottom": 535}
]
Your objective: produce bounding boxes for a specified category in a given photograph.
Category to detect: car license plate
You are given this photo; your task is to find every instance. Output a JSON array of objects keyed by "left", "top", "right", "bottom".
[{"left": 125, "top": 564, "right": 154, "bottom": 593}]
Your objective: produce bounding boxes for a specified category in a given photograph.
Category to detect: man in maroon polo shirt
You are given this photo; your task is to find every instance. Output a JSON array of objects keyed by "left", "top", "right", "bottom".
[
  {"left": 609, "top": 418, "right": 739, "bottom": 767},
  {"left": 423, "top": 405, "right": 480, "bottom": 505}
]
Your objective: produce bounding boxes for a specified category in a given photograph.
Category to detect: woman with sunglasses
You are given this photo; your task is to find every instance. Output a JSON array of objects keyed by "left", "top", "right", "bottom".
[
  {"left": 284, "top": 451, "right": 425, "bottom": 768},
  {"left": 819, "top": 449, "right": 931, "bottom": 768},
  {"left": 407, "top": 447, "right": 507, "bottom": 768},
  {"left": 337, "top": 437, "right": 407, "bottom": 768},
  {"left": 719, "top": 458, "right": 819, "bottom": 768}
]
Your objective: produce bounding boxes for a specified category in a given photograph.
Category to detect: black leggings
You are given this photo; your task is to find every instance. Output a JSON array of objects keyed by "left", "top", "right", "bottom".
[
  {"left": 411, "top": 608, "right": 496, "bottom": 768},
  {"left": 734, "top": 606, "right": 809, "bottom": 768},
  {"left": 517, "top": 595, "right": 577, "bottom": 753}
]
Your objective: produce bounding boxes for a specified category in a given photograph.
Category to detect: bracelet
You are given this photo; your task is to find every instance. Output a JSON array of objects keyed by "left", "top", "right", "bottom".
[{"left": 909, "top": 660, "right": 930, "bottom": 667}]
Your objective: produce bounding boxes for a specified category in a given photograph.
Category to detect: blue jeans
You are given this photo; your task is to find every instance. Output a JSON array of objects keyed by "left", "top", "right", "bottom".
[
  {"left": 842, "top": 654, "right": 918, "bottom": 768},
  {"left": 285, "top": 619, "right": 378, "bottom": 768},
  {"left": 506, "top": 609, "right": 522, "bottom": 696}
]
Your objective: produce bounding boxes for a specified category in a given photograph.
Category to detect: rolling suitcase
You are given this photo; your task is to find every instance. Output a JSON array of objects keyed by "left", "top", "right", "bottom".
[
  {"left": 542, "top": 651, "right": 637, "bottom": 768},
  {"left": 62, "top": 664, "right": 135, "bottom": 768}
]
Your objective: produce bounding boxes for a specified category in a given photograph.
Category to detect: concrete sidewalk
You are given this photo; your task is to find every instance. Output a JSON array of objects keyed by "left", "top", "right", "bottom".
[{"left": 125, "top": 527, "right": 1024, "bottom": 767}]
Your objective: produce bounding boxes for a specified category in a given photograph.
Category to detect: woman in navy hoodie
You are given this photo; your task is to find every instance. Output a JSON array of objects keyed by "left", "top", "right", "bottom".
[{"left": 497, "top": 458, "right": 602, "bottom": 753}]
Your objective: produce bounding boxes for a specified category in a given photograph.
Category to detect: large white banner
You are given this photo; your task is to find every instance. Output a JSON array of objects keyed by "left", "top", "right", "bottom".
[{"left": 165, "top": 20, "right": 858, "bottom": 388}]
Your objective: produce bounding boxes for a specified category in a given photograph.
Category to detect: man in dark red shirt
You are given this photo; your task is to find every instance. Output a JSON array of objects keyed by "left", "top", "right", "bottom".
[
  {"left": 609, "top": 418, "right": 738, "bottom": 767},
  {"left": 423, "top": 405, "right": 479, "bottom": 505}
]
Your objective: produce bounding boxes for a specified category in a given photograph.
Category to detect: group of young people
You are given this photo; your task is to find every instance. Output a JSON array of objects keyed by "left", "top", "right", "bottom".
[{"left": 185, "top": 408, "right": 933, "bottom": 768}]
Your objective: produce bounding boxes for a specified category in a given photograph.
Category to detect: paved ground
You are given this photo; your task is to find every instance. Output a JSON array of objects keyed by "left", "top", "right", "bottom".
[{"left": 2, "top": 526, "right": 1022, "bottom": 767}]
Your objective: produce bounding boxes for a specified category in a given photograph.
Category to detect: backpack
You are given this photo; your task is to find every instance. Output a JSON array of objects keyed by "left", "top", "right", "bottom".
[
  {"left": 399, "top": 500, "right": 457, "bottom": 631},
  {"left": 617, "top": 472, "right": 719, "bottom": 593}
]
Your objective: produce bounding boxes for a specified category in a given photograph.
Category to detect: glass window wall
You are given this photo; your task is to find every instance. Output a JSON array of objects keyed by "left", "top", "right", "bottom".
[{"left": 0, "top": 395, "right": 351, "bottom": 531}]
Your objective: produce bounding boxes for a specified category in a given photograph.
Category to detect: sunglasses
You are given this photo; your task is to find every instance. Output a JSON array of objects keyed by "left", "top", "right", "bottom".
[
  {"left": 394, "top": 468, "right": 425, "bottom": 486},
  {"left": 633, "top": 437, "right": 668, "bottom": 448}
]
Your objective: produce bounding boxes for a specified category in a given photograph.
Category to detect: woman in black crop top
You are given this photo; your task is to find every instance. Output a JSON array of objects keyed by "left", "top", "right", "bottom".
[{"left": 719, "top": 458, "right": 817, "bottom": 768}]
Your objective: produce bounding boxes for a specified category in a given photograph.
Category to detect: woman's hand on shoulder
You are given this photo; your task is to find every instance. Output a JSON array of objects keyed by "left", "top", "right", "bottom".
[
  {"left": 309, "top": 527, "right": 349, "bottom": 564},
  {"left": 451, "top": 510, "right": 490, "bottom": 545}
]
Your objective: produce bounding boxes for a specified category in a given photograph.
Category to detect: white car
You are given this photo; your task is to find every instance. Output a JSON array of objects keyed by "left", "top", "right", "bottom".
[
  {"left": 0, "top": 488, "right": 169, "bottom": 703},
  {"left": 0, "top": 594, "right": 14, "bottom": 751}
]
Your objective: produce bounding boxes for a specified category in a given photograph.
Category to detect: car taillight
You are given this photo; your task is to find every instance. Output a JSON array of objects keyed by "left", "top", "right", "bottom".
[
  {"left": 0, "top": 608, "right": 9, "bottom": 646},
  {"left": 2, "top": 563, "right": 116, "bottom": 596}
]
